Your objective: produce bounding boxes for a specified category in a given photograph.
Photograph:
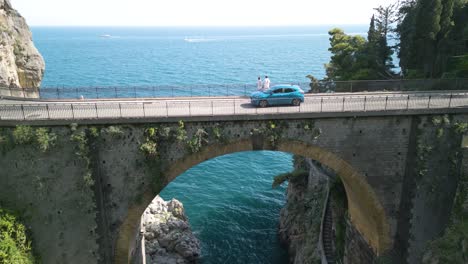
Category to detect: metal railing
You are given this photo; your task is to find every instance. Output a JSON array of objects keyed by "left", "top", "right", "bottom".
[
  {"left": 0, "top": 83, "right": 309, "bottom": 99},
  {"left": 1, "top": 92, "right": 467, "bottom": 122},
  {"left": 1, "top": 79, "right": 467, "bottom": 100},
  {"left": 309, "top": 78, "right": 468, "bottom": 93}
]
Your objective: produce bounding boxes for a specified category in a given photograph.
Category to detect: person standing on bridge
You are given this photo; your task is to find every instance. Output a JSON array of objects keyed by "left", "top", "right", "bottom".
[
  {"left": 257, "top": 77, "right": 263, "bottom": 91},
  {"left": 263, "top": 76, "right": 270, "bottom": 90}
]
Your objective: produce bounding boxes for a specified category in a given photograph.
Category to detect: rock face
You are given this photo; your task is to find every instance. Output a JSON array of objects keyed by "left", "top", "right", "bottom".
[
  {"left": 141, "top": 196, "right": 201, "bottom": 264},
  {"left": 0, "top": 0, "right": 44, "bottom": 92},
  {"left": 278, "top": 157, "right": 328, "bottom": 264}
]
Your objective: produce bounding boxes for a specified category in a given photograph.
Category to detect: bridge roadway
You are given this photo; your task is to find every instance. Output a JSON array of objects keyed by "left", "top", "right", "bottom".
[{"left": 1, "top": 91, "right": 468, "bottom": 123}]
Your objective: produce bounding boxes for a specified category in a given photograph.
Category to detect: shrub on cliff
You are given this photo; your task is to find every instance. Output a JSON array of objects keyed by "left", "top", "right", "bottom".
[
  {"left": 272, "top": 169, "right": 308, "bottom": 188},
  {"left": 0, "top": 208, "right": 36, "bottom": 264}
]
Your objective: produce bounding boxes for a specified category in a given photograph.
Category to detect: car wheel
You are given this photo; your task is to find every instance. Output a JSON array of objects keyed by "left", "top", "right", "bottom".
[
  {"left": 292, "top": 99, "right": 301, "bottom": 106},
  {"left": 259, "top": 100, "right": 268, "bottom": 108}
]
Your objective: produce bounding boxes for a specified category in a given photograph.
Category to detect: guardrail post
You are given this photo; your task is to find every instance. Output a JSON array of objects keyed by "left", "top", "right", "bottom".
[
  {"left": 143, "top": 103, "right": 146, "bottom": 117},
  {"left": 189, "top": 102, "right": 192, "bottom": 116},
  {"left": 320, "top": 98, "right": 323, "bottom": 112},
  {"left": 384, "top": 96, "right": 388, "bottom": 110},
  {"left": 427, "top": 95, "right": 431, "bottom": 108},
  {"left": 342, "top": 97, "right": 345, "bottom": 112},
  {"left": 166, "top": 102, "right": 169, "bottom": 117},
  {"left": 211, "top": 101, "right": 214, "bottom": 116},
  {"left": 46, "top": 104, "right": 50, "bottom": 119},
  {"left": 71, "top": 104, "right": 75, "bottom": 119},
  {"left": 95, "top": 103, "right": 99, "bottom": 118},
  {"left": 119, "top": 103, "right": 122, "bottom": 117},
  {"left": 406, "top": 95, "right": 410, "bottom": 110},
  {"left": 363, "top": 96, "right": 367, "bottom": 111},
  {"left": 21, "top": 105, "right": 25, "bottom": 120},
  {"left": 233, "top": 100, "right": 236, "bottom": 114},
  {"left": 449, "top": 93, "right": 453, "bottom": 108}
]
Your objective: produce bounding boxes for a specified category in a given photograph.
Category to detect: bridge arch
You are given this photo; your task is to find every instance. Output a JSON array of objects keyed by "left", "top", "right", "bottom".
[{"left": 116, "top": 139, "right": 391, "bottom": 263}]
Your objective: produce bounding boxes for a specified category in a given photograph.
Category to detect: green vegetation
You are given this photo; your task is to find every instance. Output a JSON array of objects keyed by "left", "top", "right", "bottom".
[
  {"left": 0, "top": 208, "right": 36, "bottom": 264},
  {"left": 398, "top": 0, "right": 468, "bottom": 78},
  {"left": 424, "top": 218, "right": 468, "bottom": 263},
  {"left": 175, "top": 121, "right": 187, "bottom": 142},
  {"left": 330, "top": 177, "right": 348, "bottom": 261},
  {"left": 187, "top": 128, "right": 208, "bottom": 153},
  {"left": 251, "top": 121, "right": 287, "bottom": 148},
  {"left": 103, "top": 126, "right": 124, "bottom": 138},
  {"left": 272, "top": 169, "right": 308, "bottom": 188},
  {"left": 311, "top": 0, "right": 468, "bottom": 82},
  {"left": 69, "top": 127, "right": 97, "bottom": 214},
  {"left": 12, "top": 126, "right": 34, "bottom": 145},
  {"left": 12, "top": 126, "right": 57, "bottom": 153},
  {"left": 34, "top": 128, "right": 57, "bottom": 153},
  {"left": 321, "top": 3, "right": 397, "bottom": 81}
]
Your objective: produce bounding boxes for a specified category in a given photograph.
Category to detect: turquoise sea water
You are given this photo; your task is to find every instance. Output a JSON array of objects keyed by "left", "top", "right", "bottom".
[
  {"left": 31, "top": 26, "right": 367, "bottom": 263},
  {"left": 160, "top": 151, "right": 293, "bottom": 263},
  {"left": 32, "top": 25, "right": 367, "bottom": 87}
]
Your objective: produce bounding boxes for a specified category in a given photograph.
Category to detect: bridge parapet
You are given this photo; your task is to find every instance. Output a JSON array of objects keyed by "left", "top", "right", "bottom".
[{"left": 1, "top": 92, "right": 468, "bottom": 125}]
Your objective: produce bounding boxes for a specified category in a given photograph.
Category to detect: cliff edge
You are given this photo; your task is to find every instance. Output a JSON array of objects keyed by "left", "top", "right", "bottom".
[{"left": 0, "top": 0, "right": 44, "bottom": 91}]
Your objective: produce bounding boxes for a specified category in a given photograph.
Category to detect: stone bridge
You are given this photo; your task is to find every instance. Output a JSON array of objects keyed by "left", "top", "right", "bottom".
[{"left": 0, "top": 92, "right": 467, "bottom": 263}]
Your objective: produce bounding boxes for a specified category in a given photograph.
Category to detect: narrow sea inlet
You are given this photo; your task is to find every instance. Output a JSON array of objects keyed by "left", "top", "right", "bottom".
[{"left": 160, "top": 151, "right": 293, "bottom": 263}]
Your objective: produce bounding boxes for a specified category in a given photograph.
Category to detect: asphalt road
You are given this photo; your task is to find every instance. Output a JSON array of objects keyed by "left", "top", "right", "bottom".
[{"left": 1, "top": 92, "right": 467, "bottom": 121}]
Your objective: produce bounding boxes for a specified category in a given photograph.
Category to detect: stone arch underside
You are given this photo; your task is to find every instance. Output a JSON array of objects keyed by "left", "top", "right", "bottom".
[{"left": 116, "top": 139, "right": 392, "bottom": 263}]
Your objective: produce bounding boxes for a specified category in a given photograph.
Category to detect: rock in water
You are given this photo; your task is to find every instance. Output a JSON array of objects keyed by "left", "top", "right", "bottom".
[
  {"left": 0, "top": 0, "right": 45, "bottom": 95},
  {"left": 141, "top": 195, "right": 201, "bottom": 264}
]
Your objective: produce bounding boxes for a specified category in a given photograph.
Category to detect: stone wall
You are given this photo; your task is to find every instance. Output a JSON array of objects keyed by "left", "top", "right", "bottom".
[
  {"left": 405, "top": 115, "right": 467, "bottom": 263},
  {"left": 0, "top": 127, "right": 99, "bottom": 264},
  {"left": 343, "top": 218, "right": 376, "bottom": 263},
  {"left": 0, "top": 114, "right": 462, "bottom": 263}
]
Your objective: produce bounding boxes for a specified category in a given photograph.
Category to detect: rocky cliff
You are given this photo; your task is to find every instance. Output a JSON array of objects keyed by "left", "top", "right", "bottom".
[
  {"left": 140, "top": 196, "right": 201, "bottom": 264},
  {"left": 0, "top": 0, "right": 44, "bottom": 92},
  {"left": 278, "top": 157, "right": 328, "bottom": 264}
]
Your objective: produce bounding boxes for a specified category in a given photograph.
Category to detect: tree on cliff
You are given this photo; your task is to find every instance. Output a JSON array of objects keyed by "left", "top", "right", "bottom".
[
  {"left": 396, "top": 0, "right": 468, "bottom": 78},
  {"left": 324, "top": 28, "right": 370, "bottom": 80},
  {"left": 322, "top": 4, "right": 397, "bottom": 81}
]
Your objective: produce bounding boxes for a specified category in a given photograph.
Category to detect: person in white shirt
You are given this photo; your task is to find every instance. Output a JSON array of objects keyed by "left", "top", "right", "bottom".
[
  {"left": 263, "top": 76, "right": 270, "bottom": 90},
  {"left": 257, "top": 77, "right": 263, "bottom": 91}
]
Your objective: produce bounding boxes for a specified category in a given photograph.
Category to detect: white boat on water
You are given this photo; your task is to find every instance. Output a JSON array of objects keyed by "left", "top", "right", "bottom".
[{"left": 100, "top": 34, "right": 112, "bottom": 38}]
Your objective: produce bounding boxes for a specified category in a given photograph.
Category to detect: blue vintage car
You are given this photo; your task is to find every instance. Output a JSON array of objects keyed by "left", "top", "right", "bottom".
[{"left": 250, "top": 84, "right": 305, "bottom": 107}]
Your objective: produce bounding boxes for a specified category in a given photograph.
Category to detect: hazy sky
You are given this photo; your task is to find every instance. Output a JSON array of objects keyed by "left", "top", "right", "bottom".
[{"left": 11, "top": 0, "right": 398, "bottom": 26}]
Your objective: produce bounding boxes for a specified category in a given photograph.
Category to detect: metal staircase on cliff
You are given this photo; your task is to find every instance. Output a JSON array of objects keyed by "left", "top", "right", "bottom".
[{"left": 322, "top": 195, "right": 336, "bottom": 264}]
